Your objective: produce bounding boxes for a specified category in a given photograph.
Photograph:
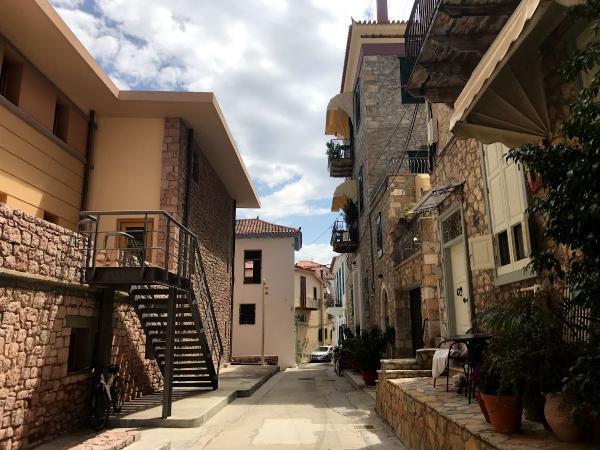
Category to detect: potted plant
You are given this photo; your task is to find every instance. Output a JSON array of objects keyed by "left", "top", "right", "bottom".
[
  {"left": 341, "top": 199, "right": 358, "bottom": 227},
  {"left": 326, "top": 140, "right": 341, "bottom": 159},
  {"left": 563, "top": 351, "right": 600, "bottom": 444},
  {"left": 475, "top": 346, "right": 524, "bottom": 434},
  {"left": 349, "top": 326, "right": 394, "bottom": 386}
]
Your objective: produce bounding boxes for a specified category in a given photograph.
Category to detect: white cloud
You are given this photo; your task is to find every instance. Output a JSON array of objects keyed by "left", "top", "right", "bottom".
[
  {"left": 50, "top": 0, "right": 408, "bottom": 224},
  {"left": 296, "top": 243, "right": 336, "bottom": 265}
]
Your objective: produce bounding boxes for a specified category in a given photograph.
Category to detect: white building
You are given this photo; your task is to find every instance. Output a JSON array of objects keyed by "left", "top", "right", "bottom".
[
  {"left": 232, "top": 218, "right": 302, "bottom": 368},
  {"left": 328, "top": 255, "right": 348, "bottom": 345}
]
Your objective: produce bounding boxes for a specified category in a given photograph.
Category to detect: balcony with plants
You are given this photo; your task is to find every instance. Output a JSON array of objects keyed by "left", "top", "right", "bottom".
[
  {"left": 330, "top": 199, "right": 359, "bottom": 254},
  {"left": 402, "top": 0, "right": 519, "bottom": 103},
  {"left": 327, "top": 139, "right": 354, "bottom": 178}
]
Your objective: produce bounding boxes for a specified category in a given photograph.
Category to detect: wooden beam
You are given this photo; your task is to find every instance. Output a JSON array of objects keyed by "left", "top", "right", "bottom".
[
  {"left": 429, "top": 34, "right": 498, "bottom": 52},
  {"left": 440, "top": 3, "right": 518, "bottom": 17},
  {"left": 418, "top": 61, "right": 477, "bottom": 79}
]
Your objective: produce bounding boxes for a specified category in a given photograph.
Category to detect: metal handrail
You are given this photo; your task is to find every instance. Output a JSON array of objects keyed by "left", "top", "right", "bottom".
[{"left": 404, "top": 0, "right": 442, "bottom": 88}]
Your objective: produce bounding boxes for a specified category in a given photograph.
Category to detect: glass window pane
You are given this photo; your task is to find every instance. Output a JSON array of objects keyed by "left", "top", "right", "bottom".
[
  {"left": 497, "top": 231, "right": 511, "bottom": 266},
  {"left": 512, "top": 223, "right": 526, "bottom": 261}
]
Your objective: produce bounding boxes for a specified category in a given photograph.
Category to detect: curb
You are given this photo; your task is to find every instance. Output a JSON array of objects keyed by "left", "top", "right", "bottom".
[{"left": 111, "top": 367, "right": 278, "bottom": 429}]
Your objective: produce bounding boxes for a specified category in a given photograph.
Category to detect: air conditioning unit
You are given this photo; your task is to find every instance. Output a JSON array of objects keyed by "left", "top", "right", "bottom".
[{"left": 427, "top": 117, "right": 438, "bottom": 145}]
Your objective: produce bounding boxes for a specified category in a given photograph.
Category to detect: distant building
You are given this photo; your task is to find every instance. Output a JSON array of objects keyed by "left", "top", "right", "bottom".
[
  {"left": 232, "top": 218, "right": 302, "bottom": 368},
  {"left": 294, "top": 265, "right": 333, "bottom": 363}
]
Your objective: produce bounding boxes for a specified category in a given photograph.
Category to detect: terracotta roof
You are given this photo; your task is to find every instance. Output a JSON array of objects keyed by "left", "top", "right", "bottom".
[
  {"left": 236, "top": 218, "right": 301, "bottom": 240},
  {"left": 296, "top": 260, "right": 328, "bottom": 269}
]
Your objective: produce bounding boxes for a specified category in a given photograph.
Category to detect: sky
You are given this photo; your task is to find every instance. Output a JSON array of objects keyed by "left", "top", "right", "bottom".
[{"left": 50, "top": 0, "right": 412, "bottom": 264}]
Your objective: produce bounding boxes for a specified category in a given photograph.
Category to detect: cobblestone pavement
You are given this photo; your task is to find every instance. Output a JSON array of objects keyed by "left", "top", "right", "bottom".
[{"left": 135, "top": 363, "right": 408, "bottom": 449}]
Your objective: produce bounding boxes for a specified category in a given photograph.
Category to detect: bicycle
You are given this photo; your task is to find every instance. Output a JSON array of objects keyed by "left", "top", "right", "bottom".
[
  {"left": 89, "top": 364, "right": 124, "bottom": 431},
  {"left": 333, "top": 345, "right": 344, "bottom": 377}
]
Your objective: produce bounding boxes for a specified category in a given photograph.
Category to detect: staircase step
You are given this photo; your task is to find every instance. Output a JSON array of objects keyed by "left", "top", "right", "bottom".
[
  {"left": 168, "top": 362, "right": 208, "bottom": 368},
  {"left": 173, "top": 375, "right": 210, "bottom": 381},
  {"left": 415, "top": 348, "right": 437, "bottom": 369},
  {"left": 381, "top": 359, "right": 421, "bottom": 371},
  {"left": 172, "top": 382, "right": 214, "bottom": 388},
  {"left": 172, "top": 366, "right": 209, "bottom": 373},
  {"left": 156, "top": 355, "right": 207, "bottom": 362},
  {"left": 381, "top": 369, "right": 432, "bottom": 379},
  {"left": 146, "top": 324, "right": 197, "bottom": 332}
]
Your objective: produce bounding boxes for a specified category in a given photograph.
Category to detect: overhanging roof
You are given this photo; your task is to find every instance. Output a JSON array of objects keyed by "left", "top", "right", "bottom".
[
  {"left": 0, "top": 0, "right": 259, "bottom": 208},
  {"left": 413, "top": 183, "right": 463, "bottom": 214},
  {"left": 325, "top": 92, "right": 353, "bottom": 139},
  {"left": 449, "top": 0, "right": 578, "bottom": 147},
  {"left": 331, "top": 180, "right": 357, "bottom": 212}
]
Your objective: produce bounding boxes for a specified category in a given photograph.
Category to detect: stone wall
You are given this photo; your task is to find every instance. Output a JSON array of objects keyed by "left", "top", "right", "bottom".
[
  {"left": 351, "top": 53, "right": 428, "bottom": 335},
  {"left": 161, "top": 118, "right": 235, "bottom": 363},
  {"left": 0, "top": 204, "right": 160, "bottom": 449}
]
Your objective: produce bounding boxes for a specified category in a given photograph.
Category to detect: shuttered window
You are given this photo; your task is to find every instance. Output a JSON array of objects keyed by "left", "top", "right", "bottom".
[{"left": 484, "top": 143, "right": 531, "bottom": 276}]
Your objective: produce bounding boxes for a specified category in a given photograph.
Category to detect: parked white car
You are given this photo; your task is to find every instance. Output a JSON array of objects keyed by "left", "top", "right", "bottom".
[{"left": 310, "top": 346, "right": 333, "bottom": 362}]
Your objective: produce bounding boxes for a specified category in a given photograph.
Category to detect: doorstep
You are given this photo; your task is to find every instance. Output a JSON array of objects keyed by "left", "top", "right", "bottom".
[
  {"left": 110, "top": 365, "right": 278, "bottom": 428},
  {"left": 376, "top": 377, "right": 596, "bottom": 450}
]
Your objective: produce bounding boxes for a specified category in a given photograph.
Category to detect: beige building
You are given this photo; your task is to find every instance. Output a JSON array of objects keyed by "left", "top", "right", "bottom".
[
  {"left": 0, "top": 2, "right": 258, "bottom": 447},
  {"left": 294, "top": 266, "right": 333, "bottom": 363},
  {"left": 232, "top": 219, "right": 302, "bottom": 369}
]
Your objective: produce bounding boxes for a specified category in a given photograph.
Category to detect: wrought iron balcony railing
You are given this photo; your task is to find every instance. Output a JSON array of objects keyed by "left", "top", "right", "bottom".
[
  {"left": 408, "top": 155, "right": 431, "bottom": 174},
  {"left": 327, "top": 139, "right": 354, "bottom": 178},
  {"left": 330, "top": 220, "right": 359, "bottom": 254},
  {"left": 403, "top": 0, "right": 441, "bottom": 92},
  {"left": 393, "top": 221, "right": 423, "bottom": 265}
]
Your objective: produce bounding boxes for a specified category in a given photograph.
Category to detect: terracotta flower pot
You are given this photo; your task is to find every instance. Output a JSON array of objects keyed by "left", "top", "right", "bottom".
[
  {"left": 475, "top": 389, "right": 491, "bottom": 423},
  {"left": 361, "top": 369, "right": 378, "bottom": 386},
  {"left": 481, "top": 393, "right": 523, "bottom": 434},
  {"left": 544, "top": 393, "right": 582, "bottom": 443}
]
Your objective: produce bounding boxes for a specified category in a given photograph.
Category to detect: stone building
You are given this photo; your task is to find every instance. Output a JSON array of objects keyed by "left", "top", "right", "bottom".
[
  {"left": 325, "top": 0, "right": 429, "bottom": 357},
  {"left": 0, "top": 3, "right": 258, "bottom": 447}
]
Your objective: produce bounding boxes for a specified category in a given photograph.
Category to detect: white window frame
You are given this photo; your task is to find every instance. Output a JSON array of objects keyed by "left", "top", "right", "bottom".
[{"left": 483, "top": 143, "right": 532, "bottom": 277}]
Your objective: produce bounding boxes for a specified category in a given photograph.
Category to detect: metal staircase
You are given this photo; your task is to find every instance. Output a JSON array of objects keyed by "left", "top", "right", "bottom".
[{"left": 79, "top": 210, "right": 223, "bottom": 417}]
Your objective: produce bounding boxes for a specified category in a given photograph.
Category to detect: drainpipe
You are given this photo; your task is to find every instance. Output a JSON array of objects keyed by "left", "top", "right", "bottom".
[
  {"left": 80, "top": 110, "right": 96, "bottom": 212},
  {"left": 183, "top": 128, "right": 194, "bottom": 227}
]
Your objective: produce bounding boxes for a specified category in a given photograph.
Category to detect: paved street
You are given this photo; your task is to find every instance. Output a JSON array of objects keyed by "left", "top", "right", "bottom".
[{"left": 135, "top": 363, "right": 407, "bottom": 449}]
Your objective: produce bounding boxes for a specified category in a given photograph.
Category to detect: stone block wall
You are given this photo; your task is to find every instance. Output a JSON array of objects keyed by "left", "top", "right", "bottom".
[
  {"left": 0, "top": 205, "right": 161, "bottom": 449},
  {"left": 161, "top": 118, "right": 235, "bottom": 363}
]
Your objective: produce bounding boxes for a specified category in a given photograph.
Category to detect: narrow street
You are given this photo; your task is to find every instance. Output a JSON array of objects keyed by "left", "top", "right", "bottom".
[{"left": 135, "top": 364, "right": 407, "bottom": 449}]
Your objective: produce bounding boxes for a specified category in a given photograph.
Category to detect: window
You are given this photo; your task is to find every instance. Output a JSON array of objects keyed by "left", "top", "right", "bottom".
[
  {"left": 192, "top": 151, "right": 200, "bottom": 183},
  {"left": 300, "top": 276, "right": 307, "bottom": 308},
  {"left": 66, "top": 316, "right": 95, "bottom": 373},
  {"left": 354, "top": 78, "right": 361, "bottom": 130},
  {"left": 53, "top": 101, "right": 69, "bottom": 142},
  {"left": 0, "top": 59, "right": 22, "bottom": 105},
  {"left": 43, "top": 211, "right": 59, "bottom": 225},
  {"left": 318, "top": 328, "right": 323, "bottom": 343},
  {"left": 358, "top": 166, "right": 365, "bottom": 215},
  {"left": 376, "top": 212, "right": 383, "bottom": 257},
  {"left": 117, "top": 219, "right": 154, "bottom": 257},
  {"left": 0, "top": 192, "right": 7, "bottom": 204},
  {"left": 243, "top": 250, "right": 262, "bottom": 284},
  {"left": 484, "top": 143, "right": 531, "bottom": 276},
  {"left": 239, "top": 304, "right": 256, "bottom": 325},
  {"left": 313, "top": 286, "right": 317, "bottom": 301}
]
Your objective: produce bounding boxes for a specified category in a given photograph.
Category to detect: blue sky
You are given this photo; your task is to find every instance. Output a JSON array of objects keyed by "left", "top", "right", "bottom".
[{"left": 50, "top": 0, "right": 412, "bottom": 264}]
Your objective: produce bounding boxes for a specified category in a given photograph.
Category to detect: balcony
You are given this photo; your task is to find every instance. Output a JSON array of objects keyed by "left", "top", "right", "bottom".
[
  {"left": 393, "top": 220, "right": 422, "bottom": 265},
  {"left": 331, "top": 220, "right": 358, "bottom": 254},
  {"left": 408, "top": 151, "right": 431, "bottom": 174},
  {"left": 403, "top": 0, "right": 519, "bottom": 103},
  {"left": 327, "top": 139, "right": 354, "bottom": 178},
  {"left": 297, "top": 297, "right": 319, "bottom": 311}
]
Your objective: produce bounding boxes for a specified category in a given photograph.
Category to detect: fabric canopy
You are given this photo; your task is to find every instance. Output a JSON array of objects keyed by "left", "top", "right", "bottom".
[
  {"left": 450, "top": 0, "right": 572, "bottom": 147},
  {"left": 325, "top": 92, "right": 354, "bottom": 140},
  {"left": 331, "top": 180, "right": 357, "bottom": 212}
]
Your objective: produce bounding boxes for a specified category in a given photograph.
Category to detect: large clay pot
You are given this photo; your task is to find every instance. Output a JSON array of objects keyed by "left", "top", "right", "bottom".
[
  {"left": 481, "top": 393, "right": 523, "bottom": 434},
  {"left": 361, "top": 369, "right": 378, "bottom": 386},
  {"left": 544, "top": 393, "right": 582, "bottom": 442},
  {"left": 475, "top": 389, "right": 491, "bottom": 423}
]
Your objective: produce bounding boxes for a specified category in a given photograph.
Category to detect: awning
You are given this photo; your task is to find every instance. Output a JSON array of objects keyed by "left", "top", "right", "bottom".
[
  {"left": 450, "top": 0, "right": 574, "bottom": 148},
  {"left": 325, "top": 92, "right": 354, "bottom": 139},
  {"left": 413, "top": 183, "right": 463, "bottom": 214},
  {"left": 331, "top": 180, "right": 357, "bottom": 212}
]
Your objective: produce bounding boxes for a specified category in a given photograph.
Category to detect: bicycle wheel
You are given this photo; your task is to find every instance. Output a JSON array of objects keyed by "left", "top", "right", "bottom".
[
  {"left": 89, "top": 386, "right": 110, "bottom": 431},
  {"left": 111, "top": 376, "right": 124, "bottom": 413}
]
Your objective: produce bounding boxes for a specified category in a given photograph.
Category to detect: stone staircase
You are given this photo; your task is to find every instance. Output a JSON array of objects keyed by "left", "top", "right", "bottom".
[{"left": 378, "top": 348, "right": 437, "bottom": 381}]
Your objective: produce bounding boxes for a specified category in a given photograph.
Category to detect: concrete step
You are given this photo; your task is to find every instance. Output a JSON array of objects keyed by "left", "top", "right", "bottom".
[
  {"left": 381, "top": 358, "right": 421, "bottom": 371},
  {"left": 380, "top": 369, "right": 432, "bottom": 379}
]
